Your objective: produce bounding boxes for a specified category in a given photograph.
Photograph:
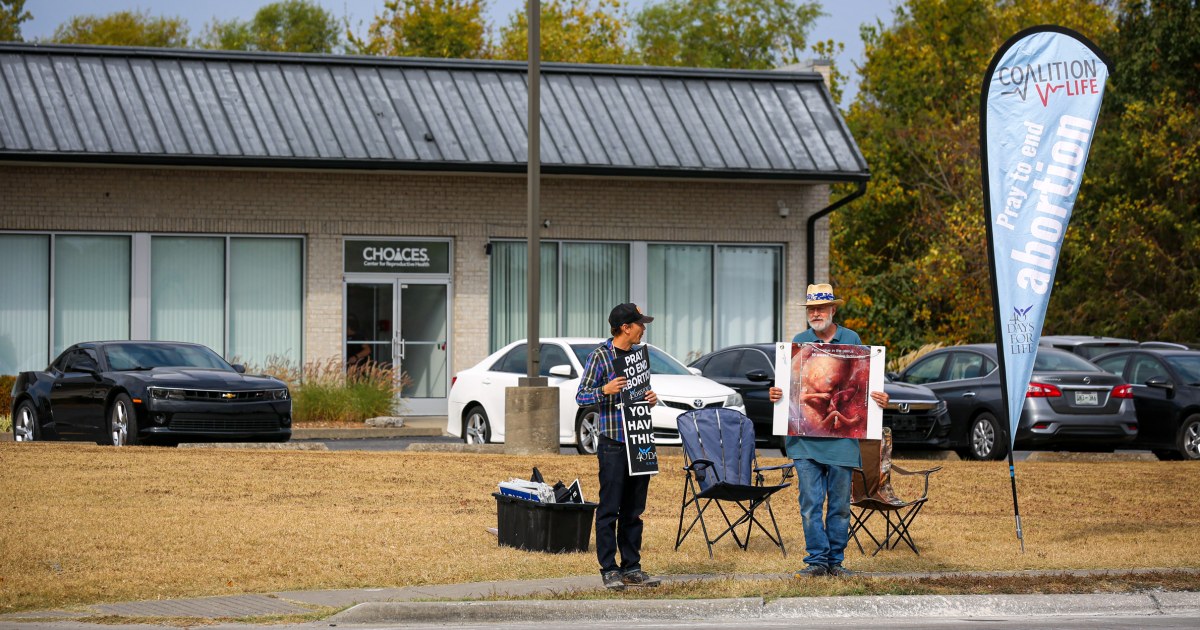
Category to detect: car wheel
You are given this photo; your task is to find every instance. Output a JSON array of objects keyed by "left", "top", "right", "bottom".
[
  {"left": 13, "top": 400, "right": 39, "bottom": 442},
  {"left": 463, "top": 405, "right": 491, "bottom": 445},
  {"left": 575, "top": 408, "right": 600, "bottom": 454},
  {"left": 1176, "top": 415, "right": 1200, "bottom": 460},
  {"left": 106, "top": 393, "right": 140, "bottom": 447},
  {"left": 967, "top": 412, "right": 1006, "bottom": 461}
]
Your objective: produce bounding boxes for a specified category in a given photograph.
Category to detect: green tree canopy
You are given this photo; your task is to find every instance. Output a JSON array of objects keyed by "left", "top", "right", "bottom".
[
  {"left": 349, "top": 0, "right": 490, "bottom": 58},
  {"left": 832, "top": 0, "right": 1114, "bottom": 352},
  {"left": 1, "top": 0, "right": 31, "bottom": 42},
  {"left": 50, "top": 10, "right": 189, "bottom": 47},
  {"left": 634, "top": 0, "right": 822, "bottom": 69},
  {"left": 203, "top": 0, "right": 340, "bottom": 53},
  {"left": 495, "top": 0, "right": 632, "bottom": 64}
]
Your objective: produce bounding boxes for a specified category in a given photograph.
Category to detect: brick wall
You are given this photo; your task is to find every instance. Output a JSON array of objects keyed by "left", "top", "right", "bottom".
[{"left": 0, "top": 164, "right": 832, "bottom": 371}]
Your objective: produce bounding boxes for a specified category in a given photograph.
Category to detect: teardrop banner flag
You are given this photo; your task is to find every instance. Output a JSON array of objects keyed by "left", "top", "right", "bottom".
[{"left": 981, "top": 25, "right": 1111, "bottom": 550}]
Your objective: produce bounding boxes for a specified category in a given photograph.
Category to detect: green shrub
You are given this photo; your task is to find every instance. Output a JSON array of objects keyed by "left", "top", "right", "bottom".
[{"left": 244, "top": 357, "right": 407, "bottom": 423}]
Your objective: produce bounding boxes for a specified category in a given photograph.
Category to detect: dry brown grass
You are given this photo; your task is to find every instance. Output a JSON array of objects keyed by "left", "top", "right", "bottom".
[{"left": 1, "top": 443, "right": 1198, "bottom": 614}]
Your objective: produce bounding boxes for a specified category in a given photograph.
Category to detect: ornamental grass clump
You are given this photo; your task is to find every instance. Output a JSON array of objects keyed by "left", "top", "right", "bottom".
[{"left": 249, "top": 356, "right": 406, "bottom": 423}]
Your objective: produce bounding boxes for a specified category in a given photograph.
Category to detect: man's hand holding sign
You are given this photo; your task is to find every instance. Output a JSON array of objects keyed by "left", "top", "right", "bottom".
[{"left": 615, "top": 345, "right": 658, "bottom": 476}]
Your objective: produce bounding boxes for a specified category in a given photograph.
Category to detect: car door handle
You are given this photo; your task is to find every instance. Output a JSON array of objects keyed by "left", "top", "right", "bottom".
[
  {"left": 482, "top": 378, "right": 491, "bottom": 385},
  {"left": 962, "top": 392, "right": 976, "bottom": 398}
]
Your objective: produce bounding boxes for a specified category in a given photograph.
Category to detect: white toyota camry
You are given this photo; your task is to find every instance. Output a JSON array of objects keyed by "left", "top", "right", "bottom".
[{"left": 447, "top": 338, "right": 745, "bottom": 454}]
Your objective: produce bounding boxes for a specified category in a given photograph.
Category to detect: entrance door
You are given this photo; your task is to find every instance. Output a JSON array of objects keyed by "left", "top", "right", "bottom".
[{"left": 346, "top": 281, "right": 449, "bottom": 416}]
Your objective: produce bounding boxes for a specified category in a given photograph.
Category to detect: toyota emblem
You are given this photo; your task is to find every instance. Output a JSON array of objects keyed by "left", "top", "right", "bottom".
[{"left": 692, "top": 399, "right": 704, "bottom": 409}]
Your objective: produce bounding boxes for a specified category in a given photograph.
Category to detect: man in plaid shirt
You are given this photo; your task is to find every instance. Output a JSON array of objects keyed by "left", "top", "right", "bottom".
[{"left": 576, "top": 303, "right": 661, "bottom": 590}]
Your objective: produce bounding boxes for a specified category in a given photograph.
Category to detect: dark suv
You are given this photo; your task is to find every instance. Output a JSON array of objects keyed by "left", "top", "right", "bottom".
[{"left": 689, "top": 343, "right": 951, "bottom": 450}]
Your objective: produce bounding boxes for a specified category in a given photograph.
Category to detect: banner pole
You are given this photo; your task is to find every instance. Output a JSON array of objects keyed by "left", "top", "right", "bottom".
[{"left": 1005, "top": 442, "right": 1025, "bottom": 553}]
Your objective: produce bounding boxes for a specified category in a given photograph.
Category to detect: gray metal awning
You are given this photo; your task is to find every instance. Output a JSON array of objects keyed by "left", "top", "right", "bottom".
[{"left": 0, "top": 43, "right": 868, "bottom": 181}]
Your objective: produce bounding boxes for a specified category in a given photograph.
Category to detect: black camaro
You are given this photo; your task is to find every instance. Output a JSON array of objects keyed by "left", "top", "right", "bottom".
[{"left": 10, "top": 341, "right": 292, "bottom": 446}]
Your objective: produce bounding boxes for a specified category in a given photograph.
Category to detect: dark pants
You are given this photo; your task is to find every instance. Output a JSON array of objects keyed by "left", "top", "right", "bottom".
[{"left": 595, "top": 434, "right": 650, "bottom": 574}]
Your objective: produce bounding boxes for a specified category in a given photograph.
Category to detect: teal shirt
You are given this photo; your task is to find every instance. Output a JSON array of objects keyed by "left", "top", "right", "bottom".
[{"left": 784, "top": 325, "right": 864, "bottom": 468}]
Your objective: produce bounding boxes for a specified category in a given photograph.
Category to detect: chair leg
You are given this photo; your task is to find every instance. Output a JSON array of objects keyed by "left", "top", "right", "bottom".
[{"left": 851, "top": 508, "right": 886, "bottom": 555}]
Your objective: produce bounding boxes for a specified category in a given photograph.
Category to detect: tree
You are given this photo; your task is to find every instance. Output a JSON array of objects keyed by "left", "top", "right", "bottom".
[
  {"left": 495, "top": 0, "right": 633, "bottom": 64},
  {"left": 832, "top": 0, "right": 1115, "bottom": 352},
  {"left": 349, "top": 0, "right": 490, "bottom": 59},
  {"left": 1048, "top": 0, "right": 1200, "bottom": 340},
  {"left": 634, "top": 0, "right": 822, "bottom": 69},
  {"left": 50, "top": 10, "right": 189, "bottom": 48},
  {"left": 1, "top": 0, "right": 31, "bottom": 42},
  {"left": 202, "top": 0, "right": 340, "bottom": 53}
]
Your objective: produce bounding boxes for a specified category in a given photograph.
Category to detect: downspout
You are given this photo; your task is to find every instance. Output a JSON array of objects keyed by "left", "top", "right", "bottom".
[{"left": 806, "top": 181, "right": 867, "bottom": 286}]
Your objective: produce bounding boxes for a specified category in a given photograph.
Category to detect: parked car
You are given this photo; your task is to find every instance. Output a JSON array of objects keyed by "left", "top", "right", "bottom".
[
  {"left": 446, "top": 338, "right": 744, "bottom": 454},
  {"left": 893, "top": 344, "right": 1137, "bottom": 460},
  {"left": 1093, "top": 348, "right": 1200, "bottom": 460},
  {"left": 688, "top": 343, "right": 951, "bottom": 450},
  {"left": 1039, "top": 335, "right": 1138, "bottom": 359},
  {"left": 10, "top": 341, "right": 292, "bottom": 446}
]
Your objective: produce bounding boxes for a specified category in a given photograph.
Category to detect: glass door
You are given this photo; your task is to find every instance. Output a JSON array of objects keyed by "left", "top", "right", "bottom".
[
  {"left": 397, "top": 282, "right": 448, "bottom": 414},
  {"left": 346, "top": 280, "right": 449, "bottom": 416}
]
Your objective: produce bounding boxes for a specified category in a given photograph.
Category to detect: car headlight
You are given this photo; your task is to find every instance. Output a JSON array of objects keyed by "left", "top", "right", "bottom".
[
  {"left": 148, "top": 387, "right": 186, "bottom": 401},
  {"left": 726, "top": 393, "right": 743, "bottom": 408},
  {"left": 267, "top": 388, "right": 289, "bottom": 400},
  {"left": 935, "top": 400, "right": 947, "bottom": 413}
]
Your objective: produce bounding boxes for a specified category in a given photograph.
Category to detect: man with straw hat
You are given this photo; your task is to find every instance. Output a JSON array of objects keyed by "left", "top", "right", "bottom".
[{"left": 769, "top": 283, "right": 888, "bottom": 578}]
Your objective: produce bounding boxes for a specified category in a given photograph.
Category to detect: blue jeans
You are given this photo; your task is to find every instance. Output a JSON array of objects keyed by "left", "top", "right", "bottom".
[{"left": 793, "top": 458, "right": 852, "bottom": 568}]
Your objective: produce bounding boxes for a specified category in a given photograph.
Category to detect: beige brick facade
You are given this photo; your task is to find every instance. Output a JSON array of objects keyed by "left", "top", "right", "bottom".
[{"left": 0, "top": 163, "right": 833, "bottom": 375}]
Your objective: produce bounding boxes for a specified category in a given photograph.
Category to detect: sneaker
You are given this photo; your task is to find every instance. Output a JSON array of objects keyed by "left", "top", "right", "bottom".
[
  {"left": 827, "top": 564, "right": 856, "bottom": 578},
  {"left": 621, "top": 569, "right": 661, "bottom": 587},
  {"left": 793, "top": 564, "right": 828, "bottom": 578},
  {"left": 602, "top": 570, "right": 626, "bottom": 590}
]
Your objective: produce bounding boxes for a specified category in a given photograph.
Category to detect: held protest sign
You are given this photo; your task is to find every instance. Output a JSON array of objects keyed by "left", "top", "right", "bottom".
[
  {"left": 616, "top": 345, "right": 657, "bottom": 476},
  {"left": 772, "top": 342, "right": 885, "bottom": 440}
]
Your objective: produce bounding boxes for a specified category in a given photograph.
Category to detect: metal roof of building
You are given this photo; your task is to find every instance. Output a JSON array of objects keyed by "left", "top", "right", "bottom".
[{"left": 0, "top": 43, "right": 868, "bottom": 181}]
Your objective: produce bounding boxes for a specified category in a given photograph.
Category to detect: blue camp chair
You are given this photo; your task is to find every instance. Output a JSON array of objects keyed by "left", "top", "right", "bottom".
[{"left": 675, "top": 407, "right": 792, "bottom": 557}]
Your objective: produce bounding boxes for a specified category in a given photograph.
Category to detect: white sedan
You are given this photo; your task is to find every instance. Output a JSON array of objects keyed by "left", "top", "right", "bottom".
[{"left": 447, "top": 338, "right": 745, "bottom": 454}]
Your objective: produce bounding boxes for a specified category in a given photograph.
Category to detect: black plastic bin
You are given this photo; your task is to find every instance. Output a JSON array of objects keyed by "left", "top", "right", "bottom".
[{"left": 493, "top": 492, "right": 599, "bottom": 553}]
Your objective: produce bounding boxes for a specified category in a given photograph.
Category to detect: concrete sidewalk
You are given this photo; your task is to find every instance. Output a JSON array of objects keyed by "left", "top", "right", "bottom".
[
  {"left": 289, "top": 416, "right": 448, "bottom": 440},
  {"left": 3, "top": 569, "right": 1198, "bottom": 625}
]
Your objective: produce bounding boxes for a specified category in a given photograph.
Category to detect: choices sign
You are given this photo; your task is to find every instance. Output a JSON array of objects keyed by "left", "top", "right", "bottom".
[
  {"left": 617, "top": 345, "right": 658, "bottom": 476},
  {"left": 345, "top": 240, "right": 449, "bottom": 274}
]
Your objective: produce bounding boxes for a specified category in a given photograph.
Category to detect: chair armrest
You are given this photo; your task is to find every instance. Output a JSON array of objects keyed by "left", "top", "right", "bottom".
[
  {"left": 687, "top": 458, "right": 718, "bottom": 484},
  {"left": 754, "top": 462, "right": 792, "bottom": 473},
  {"left": 754, "top": 461, "right": 794, "bottom": 486},
  {"left": 891, "top": 464, "right": 941, "bottom": 498}
]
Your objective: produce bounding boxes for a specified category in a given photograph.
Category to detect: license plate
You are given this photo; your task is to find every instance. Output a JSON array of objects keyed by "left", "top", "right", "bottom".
[{"left": 1075, "top": 391, "right": 1100, "bottom": 406}]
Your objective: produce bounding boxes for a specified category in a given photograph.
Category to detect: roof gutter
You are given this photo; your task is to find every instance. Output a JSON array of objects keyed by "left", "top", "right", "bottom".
[{"left": 806, "top": 181, "right": 867, "bottom": 286}]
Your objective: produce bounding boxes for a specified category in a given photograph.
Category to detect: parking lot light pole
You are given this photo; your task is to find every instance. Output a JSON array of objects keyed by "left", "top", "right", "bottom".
[{"left": 507, "top": 0, "right": 558, "bottom": 455}]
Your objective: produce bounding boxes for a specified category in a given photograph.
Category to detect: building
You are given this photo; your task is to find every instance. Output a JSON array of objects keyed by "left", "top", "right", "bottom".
[{"left": 0, "top": 43, "right": 869, "bottom": 415}]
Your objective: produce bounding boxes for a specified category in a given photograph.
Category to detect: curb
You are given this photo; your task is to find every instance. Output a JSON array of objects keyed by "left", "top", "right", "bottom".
[{"left": 330, "top": 591, "right": 1200, "bottom": 624}]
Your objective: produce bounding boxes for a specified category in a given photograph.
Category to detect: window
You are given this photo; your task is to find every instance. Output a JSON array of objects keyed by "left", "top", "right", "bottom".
[
  {"left": 54, "top": 235, "right": 130, "bottom": 355},
  {"left": 742, "top": 349, "right": 773, "bottom": 374},
  {"left": 1095, "top": 354, "right": 1128, "bottom": 376},
  {"left": 903, "top": 354, "right": 948, "bottom": 385},
  {"left": 539, "top": 343, "right": 572, "bottom": 377},
  {"left": 152, "top": 236, "right": 224, "bottom": 352},
  {"left": 1129, "top": 355, "right": 1167, "bottom": 384},
  {"left": 496, "top": 344, "right": 528, "bottom": 374},
  {"left": 0, "top": 234, "right": 49, "bottom": 373},
  {"left": 702, "top": 350, "right": 742, "bottom": 379},
  {"left": 946, "top": 353, "right": 988, "bottom": 381}
]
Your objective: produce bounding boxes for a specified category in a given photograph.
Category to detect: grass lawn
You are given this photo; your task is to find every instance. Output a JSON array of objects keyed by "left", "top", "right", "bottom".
[{"left": 1, "top": 442, "right": 1198, "bottom": 613}]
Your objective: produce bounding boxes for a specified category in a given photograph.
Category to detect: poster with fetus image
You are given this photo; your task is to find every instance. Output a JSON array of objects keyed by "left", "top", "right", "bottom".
[{"left": 772, "top": 342, "right": 885, "bottom": 440}]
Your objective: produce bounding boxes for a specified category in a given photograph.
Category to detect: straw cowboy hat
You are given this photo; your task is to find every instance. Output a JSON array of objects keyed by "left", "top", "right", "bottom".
[{"left": 804, "top": 283, "right": 844, "bottom": 307}]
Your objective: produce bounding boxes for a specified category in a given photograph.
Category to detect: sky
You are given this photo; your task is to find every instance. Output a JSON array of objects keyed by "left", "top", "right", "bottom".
[{"left": 20, "top": 0, "right": 898, "bottom": 103}]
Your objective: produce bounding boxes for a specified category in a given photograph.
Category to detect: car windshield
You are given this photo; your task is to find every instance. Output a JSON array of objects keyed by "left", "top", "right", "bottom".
[
  {"left": 103, "top": 343, "right": 233, "bottom": 372},
  {"left": 570, "top": 343, "right": 692, "bottom": 375},
  {"left": 1166, "top": 355, "right": 1200, "bottom": 385},
  {"left": 1033, "top": 350, "right": 1101, "bottom": 372}
]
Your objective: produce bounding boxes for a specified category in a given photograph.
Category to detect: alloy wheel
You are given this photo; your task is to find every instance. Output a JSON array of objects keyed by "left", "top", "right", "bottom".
[
  {"left": 577, "top": 411, "right": 600, "bottom": 454},
  {"left": 14, "top": 405, "right": 35, "bottom": 442},
  {"left": 1183, "top": 419, "right": 1200, "bottom": 460},
  {"left": 111, "top": 400, "right": 129, "bottom": 446},
  {"left": 464, "top": 410, "right": 488, "bottom": 444},
  {"left": 972, "top": 418, "right": 995, "bottom": 459}
]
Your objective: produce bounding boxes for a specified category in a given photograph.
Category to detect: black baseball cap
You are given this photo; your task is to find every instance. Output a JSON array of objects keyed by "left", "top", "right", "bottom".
[{"left": 609, "top": 303, "right": 654, "bottom": 328}]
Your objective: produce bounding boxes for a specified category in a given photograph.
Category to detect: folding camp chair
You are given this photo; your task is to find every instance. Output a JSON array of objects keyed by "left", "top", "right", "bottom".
[
  {"left": 849, "top": 427, "right": 941, "bottom": 555},
  {"left": 675, "top": 407, "right": 792, "bottom": 557}
]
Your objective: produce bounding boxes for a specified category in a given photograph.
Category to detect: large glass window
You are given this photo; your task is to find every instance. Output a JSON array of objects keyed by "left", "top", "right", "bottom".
[
  {"left": 489, "top": 242, "right": 557, "bottom": 347},
  {"left": 152, "top": 236, "right": 224, "bottom": 351},
  {"left": 54, "top": 235, "right": 130, "bottom": 355},
  {"left": 647, "top": 244, "right": 712, "bottom": 364},
  {"left": 716, "top": 246, "right": 780, "bottom": 348},
  {"left": 229, "top": 238, "right": 303, "bottom": 368},
  {"left": 0, "top": 234, "right": 49, "bottom": 373},
  {"left": 562, "top": 242, "right": 628, "bottom": 337}
]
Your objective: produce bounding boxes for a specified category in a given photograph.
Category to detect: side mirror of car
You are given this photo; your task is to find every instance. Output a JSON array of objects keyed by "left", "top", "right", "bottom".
[
  {"left": 547, "top": 364, "right": 575, "bottom": 379},
  {"left": 886, "top": 371, "right": 901, "bottom": 381},
  {"left": 745, "top": 369, "right": 771, "bottom": 382},
  {"left": 1145, "top": 375, "right": 1173, "bottom": 390},
  {"left": 232, "top": 364, "right": 247, "bottom": 374},
  {"left": 688, "top": 367, "right": 702, "bottom": 376}
]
